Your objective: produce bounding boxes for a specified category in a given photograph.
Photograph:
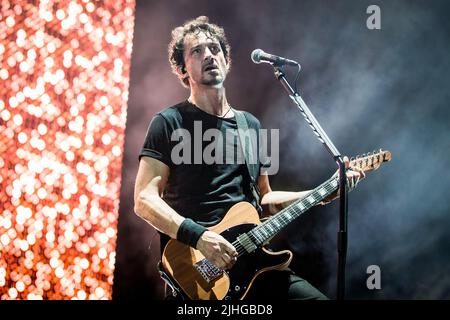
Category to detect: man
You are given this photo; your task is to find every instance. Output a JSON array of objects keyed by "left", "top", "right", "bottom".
[{"left": 134, "top": 16, "right": 364, "bottom": 300}]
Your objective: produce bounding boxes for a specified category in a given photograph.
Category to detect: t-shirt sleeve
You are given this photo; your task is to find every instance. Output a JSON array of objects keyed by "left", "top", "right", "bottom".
[
  {"left": 139, "top": 114, "right": 173, "bottom": 167},
  {"left": 243, "top": 111, "right": 272, "bottom": 174},
  {"left": 259, "top": 154, "right": 272, "bottom": 173},
  {"left": 259, "top": 142, "right": 272, "bottom": 175}
]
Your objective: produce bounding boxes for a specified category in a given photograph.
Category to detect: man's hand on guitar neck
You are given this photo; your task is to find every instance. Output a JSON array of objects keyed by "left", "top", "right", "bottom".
[
  {"left": 196, "top": 231, "right": 238, "bottom": 270},
  {"left": 322, "top": 156, "right": 366, "bottom": 204},
  {"left": 341, "top": 156, "right": 366, "bottom": 191}
]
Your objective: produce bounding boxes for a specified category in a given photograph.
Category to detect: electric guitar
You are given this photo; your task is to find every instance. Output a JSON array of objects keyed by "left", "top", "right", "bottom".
[{"left": 161, "top": 150, "right": 392, "bottom": 300}]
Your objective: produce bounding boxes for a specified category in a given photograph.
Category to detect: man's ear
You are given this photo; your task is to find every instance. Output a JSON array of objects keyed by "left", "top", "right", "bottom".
[
  {"left": 177, "top": 65, "right": 188, "bottom": 79},
  {"left": 177, "top": 66, "right": 186, "bottom": 77}
]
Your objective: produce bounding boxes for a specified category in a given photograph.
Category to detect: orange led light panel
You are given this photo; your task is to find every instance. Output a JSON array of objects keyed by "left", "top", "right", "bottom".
[{"left": 0, "top": 0, "right": 135, "bottom": 300}]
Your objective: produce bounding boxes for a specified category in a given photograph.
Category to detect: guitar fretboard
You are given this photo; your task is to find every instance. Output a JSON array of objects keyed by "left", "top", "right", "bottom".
[
  {"left": 231, "top": 150, "right": 391, "bottom": 256},
  {"left": 233, "top": 176, "right": 339, "bottom": 255}
]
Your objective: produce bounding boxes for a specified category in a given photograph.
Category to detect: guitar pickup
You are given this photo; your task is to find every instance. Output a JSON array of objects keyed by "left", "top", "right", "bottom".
[
  {"left": 194, "top": 259, "right": 223, "bottom": 283},
  {"left": 237, "top": 234, "right": 257, "bottom": 253}
]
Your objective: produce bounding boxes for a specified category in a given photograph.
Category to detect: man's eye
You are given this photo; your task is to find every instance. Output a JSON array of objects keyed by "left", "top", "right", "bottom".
[
  {"left": 192, "top": 48, "right": 201, "bottom": 54},
  {"left": 211, "top": 46, "right": 220, "bottom": 53}
]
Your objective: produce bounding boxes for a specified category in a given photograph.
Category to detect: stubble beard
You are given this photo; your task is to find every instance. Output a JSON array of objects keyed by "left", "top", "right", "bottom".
[
  {"left": 201, "top": 78, "right": 222, "bottom": 86},
  {"left": 200, "top": 75, "right": 223, "bottom": 86},
  {"left": 200, "top": 69, "right": 226, "bottom": 86}
]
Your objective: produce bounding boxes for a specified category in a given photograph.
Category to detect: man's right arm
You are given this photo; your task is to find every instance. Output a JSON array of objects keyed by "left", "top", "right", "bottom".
[
  {"left": 134, "top": 157, "right": 237, "bottom": 269},
  {"left": 134, "top": 157, "right": 184, "bottom": 238}
]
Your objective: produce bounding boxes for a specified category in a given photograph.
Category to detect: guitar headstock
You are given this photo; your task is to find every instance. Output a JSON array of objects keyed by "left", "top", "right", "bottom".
[{"left": 350, "top": 149, "right": 392, "bottom": 173}]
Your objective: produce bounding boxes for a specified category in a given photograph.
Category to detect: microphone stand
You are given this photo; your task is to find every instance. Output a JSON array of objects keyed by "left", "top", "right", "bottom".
[{"left": 271, "top": 64, "right": 348, "bottom": 300}]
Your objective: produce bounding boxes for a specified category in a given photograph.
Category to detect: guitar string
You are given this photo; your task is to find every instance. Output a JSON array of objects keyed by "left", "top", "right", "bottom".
[
  {"left": 230, "top": 154, "right": 382, "bottom": 256},
  {"left": 253, "top": 182, "right": 336, "bottom": 238},
  {"left": 232, "top": 180, "right": 338, "bottom": 256}
]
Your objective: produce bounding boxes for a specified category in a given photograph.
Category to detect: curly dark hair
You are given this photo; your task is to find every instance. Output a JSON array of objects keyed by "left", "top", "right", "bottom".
[{"left": 168, "top": 16, "right": 232, "bottom": 87}]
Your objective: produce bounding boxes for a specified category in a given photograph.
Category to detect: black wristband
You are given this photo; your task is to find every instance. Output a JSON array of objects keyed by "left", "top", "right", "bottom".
[{"left": 176, "top": 218, "right": 207, "bottom": 248}]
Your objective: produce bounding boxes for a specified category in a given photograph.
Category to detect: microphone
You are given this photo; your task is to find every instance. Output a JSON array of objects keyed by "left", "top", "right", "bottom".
[{"left": 251, "top": 49, "right": 299, "bottom": 66}]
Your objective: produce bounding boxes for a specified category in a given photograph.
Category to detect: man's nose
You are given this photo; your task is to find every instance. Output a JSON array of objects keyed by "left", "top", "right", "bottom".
[{"left": 203, "top": 46, "right": 214, "bottom": 59}]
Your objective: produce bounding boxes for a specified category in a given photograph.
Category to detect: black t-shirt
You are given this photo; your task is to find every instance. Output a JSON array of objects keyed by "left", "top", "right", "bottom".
[{"left": 139, "top": 100, "right": 267, "bottom": 228}]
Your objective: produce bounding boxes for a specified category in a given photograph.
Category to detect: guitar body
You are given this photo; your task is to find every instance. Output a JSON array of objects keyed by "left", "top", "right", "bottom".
[{"left": 161, "top": 202, "right": 293, "bottom": 300}]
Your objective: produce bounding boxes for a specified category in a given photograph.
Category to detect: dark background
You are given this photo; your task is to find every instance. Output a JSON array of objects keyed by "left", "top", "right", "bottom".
[{"left": 113, "top": 0, "right": 450, "bottom": 300}]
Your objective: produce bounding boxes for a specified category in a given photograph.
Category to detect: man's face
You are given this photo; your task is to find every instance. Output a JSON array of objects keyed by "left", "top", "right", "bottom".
[{"left": 182, "top": 31, "right": 229, "bottom": 87}]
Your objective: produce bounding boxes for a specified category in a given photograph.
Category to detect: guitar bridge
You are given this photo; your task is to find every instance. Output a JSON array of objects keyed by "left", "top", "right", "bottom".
[{"left": 194, "top": 259, "right": 223, "bottom": 283}]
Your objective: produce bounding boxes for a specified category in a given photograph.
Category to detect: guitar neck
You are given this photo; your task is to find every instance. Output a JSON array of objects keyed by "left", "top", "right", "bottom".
[
  {"left": 250, "top": 176, "right": 339, "bottom": 245},
  {"left": 248, "top": 150, "right": 392, "bottom": 246}
]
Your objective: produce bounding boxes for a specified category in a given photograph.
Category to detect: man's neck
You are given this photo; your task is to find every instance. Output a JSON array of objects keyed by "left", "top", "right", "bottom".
[{"left": 188, "top": 86, "right": 230, "bottom": 116}]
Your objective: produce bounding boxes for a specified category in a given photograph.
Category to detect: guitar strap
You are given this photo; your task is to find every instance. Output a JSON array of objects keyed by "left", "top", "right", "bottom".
[{"left": 233, "top": 109, "right": 263, "bottom": 214}]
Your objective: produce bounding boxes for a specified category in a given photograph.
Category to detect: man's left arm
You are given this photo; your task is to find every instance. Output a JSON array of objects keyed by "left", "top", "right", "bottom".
[
  {"left": 259, "top": 157, "right": 365, "bottom": 217},
  {"left": 258, "top": 174, "right": 311, "bottom": 217}
]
